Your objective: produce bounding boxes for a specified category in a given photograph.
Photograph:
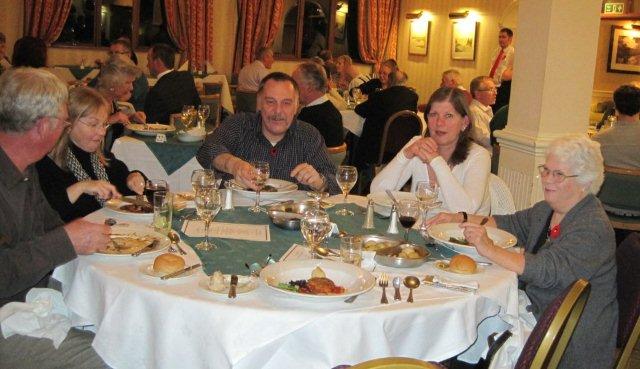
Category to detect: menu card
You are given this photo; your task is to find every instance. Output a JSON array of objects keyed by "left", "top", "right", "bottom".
[{"left": 182, "top": 220, "right": 270, "bottom": 242}]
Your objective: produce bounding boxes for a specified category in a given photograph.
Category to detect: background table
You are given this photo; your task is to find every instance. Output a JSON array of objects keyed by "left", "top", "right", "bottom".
[
  {"left": 53, "top": 195, "right": 521, "bottom": 369},
  {"left": 111, "top": 134, "right": 203, "bottom": 192}
]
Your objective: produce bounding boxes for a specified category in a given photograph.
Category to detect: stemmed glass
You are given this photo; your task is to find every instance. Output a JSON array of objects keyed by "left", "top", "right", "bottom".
[
  {"left": 415, "top": 181, "right": 441, "bottom": 234},
  {"left": 194, "top": 176, "right": 220, "bottom": 251},
  {"left": 397, "top": 199, "right": 420, "bottom": 243},
  {"left": 335, "top": 165, "right": 357, "bottom": 216},
  {"left": 191, "top": 169, "right": 216, "bottom": 191},
  {"left": 144, "top": 179, "right": 168, "bottom": 204},
  {"left": 249, "top": 161, "right": 270, "bottom": 213},
  {"left": 181, "top": 105, "right": 196, "bottom": 129},
  {"left": 301, "top": 208, "right": 332, "bottom": 258},
  {"left": 197, "top": 105, "right": 210, "bottom": 129},
  {"left": 307, "top": 174, "right": 328, "bottom": 205}
]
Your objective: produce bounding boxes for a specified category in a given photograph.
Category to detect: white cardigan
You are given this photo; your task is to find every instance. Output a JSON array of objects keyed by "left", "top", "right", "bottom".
[{"left": 370, "top": 137, "right": 491, "bottom": 215}]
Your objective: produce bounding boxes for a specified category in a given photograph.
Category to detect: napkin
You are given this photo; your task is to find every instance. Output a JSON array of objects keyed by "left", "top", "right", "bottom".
[
  {"left": 0, "top": 288, "right": 72, "bottom": 348},
  {"left": 182, "top": 220, "right": 271, "bottom": 241},
  {"left": 431, "top": 275, "right": 479, "bottom": 292}
]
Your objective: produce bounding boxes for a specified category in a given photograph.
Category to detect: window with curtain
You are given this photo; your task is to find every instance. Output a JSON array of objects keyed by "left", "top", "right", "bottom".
[{"left": 55, "top": 0, "right": 175, "bottom": 48}]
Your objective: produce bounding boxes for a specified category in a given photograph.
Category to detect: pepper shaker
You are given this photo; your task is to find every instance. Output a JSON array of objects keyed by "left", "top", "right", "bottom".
[
  {"left": 222, "top": 188, "right": 234, "bottom": 210},
  {"left": 362, "top": 199, "right": 375, "bottom": 229},
  {"left": 387, "top": 204, "right": 399, "bottom": 234}
]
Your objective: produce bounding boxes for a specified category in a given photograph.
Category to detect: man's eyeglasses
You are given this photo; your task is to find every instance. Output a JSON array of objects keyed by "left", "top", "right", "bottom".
[
  {"left": 108, "top": 50, "right": 129, "bottom": 55},
  {"left": 537, "top": 165, "right": 579, "bottom": 183},
  {"left": 478, "top": 87, "right": 497, "bottom": 93}
]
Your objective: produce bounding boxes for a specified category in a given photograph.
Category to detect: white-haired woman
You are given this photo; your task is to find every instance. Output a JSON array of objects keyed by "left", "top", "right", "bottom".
[
  {"left": 427, "top": 135, "right": 617, "bottom": 369},
  {"left": 36, "top": 87, "right": 146, "bottom": 222}
]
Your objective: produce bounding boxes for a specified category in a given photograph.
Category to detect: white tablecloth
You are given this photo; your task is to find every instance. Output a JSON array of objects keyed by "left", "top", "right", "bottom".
[
  {"left": 52, "top": 202, "right": 521, "bottom": 369},
  {"left": 340, "top": 110, "right": 427, "bottom": 137},
  {"left": 111, "top": 136, "right": 202, "bottom": 192}
]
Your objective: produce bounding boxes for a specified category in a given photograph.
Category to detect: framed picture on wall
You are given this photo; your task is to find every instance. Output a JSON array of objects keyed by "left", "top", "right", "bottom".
[
  {"left": 409, "top": 21, "right": 430, "bottom": 55},
  {"left": 607, "top": 26, "right": 640, "bottom": 75},
  {"left": 451, "top": 21, "right": 478, "bottom": 61}
]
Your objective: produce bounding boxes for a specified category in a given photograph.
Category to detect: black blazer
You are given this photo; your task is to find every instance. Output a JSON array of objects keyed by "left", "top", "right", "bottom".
[
  {"left": 144, "top": 71, "right": 201, "bottom": 124},
  {"left": 353, "top": 85, "right": 418, "bottom": 167}
]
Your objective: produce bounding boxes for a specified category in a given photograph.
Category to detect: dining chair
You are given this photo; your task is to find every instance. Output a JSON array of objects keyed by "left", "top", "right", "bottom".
[
  {"left": 598, "top": 165, "right": 640, "bottom": 231},
  {"left": 488, "top": 174, "right": 516, "bottom": 216},
  {"left": 614, "top": 232, "right": 640, "bottom": 369},
  {"left": 235, "top": 90, "right": 257, "bottom": 113},
  {"left": 514, "top": 279, "right": 591, "bottom": 369},
  {"left": 377, "top": 110, "right": 422, "bottom": 168},
  {"left": 347, "top": 357, "right": 447, "bottom": 369},
  {"left": 327, "top": 142, "right": 348, "bottom": 167},
  {"left": 488, "top": 105, "right": 508, "bottom": 174}
]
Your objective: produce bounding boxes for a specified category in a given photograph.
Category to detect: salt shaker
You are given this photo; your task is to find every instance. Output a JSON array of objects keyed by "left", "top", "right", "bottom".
[
  {"left": 362, "top": 199, "right": 375, "bottom": 229},
  {"left": 386, "top": 203, "right": 399, "bottom": 234},
  {"left": 222, "top": 188, "right": 234, "bottom": 210}
]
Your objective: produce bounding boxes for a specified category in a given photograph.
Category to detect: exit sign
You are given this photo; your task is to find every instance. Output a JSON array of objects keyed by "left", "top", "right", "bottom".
[{"left": 603, "top": 3, "right": 625, "bottom": 14}]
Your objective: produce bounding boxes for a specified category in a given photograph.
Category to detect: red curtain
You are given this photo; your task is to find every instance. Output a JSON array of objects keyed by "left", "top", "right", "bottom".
[
  {"left": 164, "top": 0, "right": 215, "bottom": 71},
  {"left": 232, "top": 0, "right": 284, "bottom": 74},
  {"left": 357, "top": 0, "right": 400, "bottom": 66},
  {"left": 24, "top": 0, "right": 72, "bottom": 45}
]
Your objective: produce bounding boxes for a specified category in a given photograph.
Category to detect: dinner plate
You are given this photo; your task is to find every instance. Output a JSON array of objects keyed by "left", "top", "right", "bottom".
[
  {"left": 230, "top": 179, "right": 298, "bottom": 200},
  {"left": 198, "top": 275, "right": 259, "bottom": 295},
  {"left": 433, "top": 260, "right": 483, "bottom": 276},
  {"left": 140, "top": 263, "right": 200, "bottom": 279},
  {"left": 97, "top": 224, "right": 170, "bottom": 256},
  {"left": 260, "top": 259, "right": 376, "bottom": 301},
  {"left": 128, "top": 123, "right": 176, "bottom": 136},
  {"left": 105, "top": 196, "right": 153, "bottom": 219},
  {"left": 428, "top": 223, "right": 517, "bottom": 260},
  {"left": 367, "top": 191, "right": 418, "bottom": 217}
]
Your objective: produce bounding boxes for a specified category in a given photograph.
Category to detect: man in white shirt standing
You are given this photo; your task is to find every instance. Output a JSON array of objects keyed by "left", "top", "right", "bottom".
[
  {"left": 488, "top": 28, "right": 514, "bottom": 113},
  {"left": 469, "top": 76, "right": 496, "bottom": 152},
  {"left": 237, "top": 46, "right": 274, "bottom": 93}
]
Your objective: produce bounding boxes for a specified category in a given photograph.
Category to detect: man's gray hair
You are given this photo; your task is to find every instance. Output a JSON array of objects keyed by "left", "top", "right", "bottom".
[
  {"left": 256, "top": 46, "right": 273, "bottom": 61},
  {"left": 0, "top": 67, "right": 68, "bottom": 133},
  {"left": 97, "top": 56, "right": 141, "bottom": 91},
  {"left": 470, "top": 76, "right": 492, "bottom": 98},
  {"left": 546, "top": 135, "right": 605, "bottom": 194},
  {"left": 296, "top": 61, "right": 328, "bottom": 92}
]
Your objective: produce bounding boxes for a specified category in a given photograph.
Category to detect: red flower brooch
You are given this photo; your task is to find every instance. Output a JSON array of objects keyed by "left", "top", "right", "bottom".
[{"left": 548, "top": 224, "right": 561, "bottom": 240}]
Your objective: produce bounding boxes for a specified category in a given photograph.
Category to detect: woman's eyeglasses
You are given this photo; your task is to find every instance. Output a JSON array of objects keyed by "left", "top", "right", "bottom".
[
  {"left": 537, "top": 165, "right": 578, "bottom": 182},
  {"left": 77, "top": 118, "right": 111, "bottom": 130}
]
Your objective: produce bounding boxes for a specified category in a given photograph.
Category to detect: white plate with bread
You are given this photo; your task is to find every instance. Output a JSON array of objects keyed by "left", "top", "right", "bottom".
[
  {"left": 140, "top": 253, "right": 198, "bottom": 279},
  {"left": 434, "top": 255, "right": 482, "bottom": 276}
]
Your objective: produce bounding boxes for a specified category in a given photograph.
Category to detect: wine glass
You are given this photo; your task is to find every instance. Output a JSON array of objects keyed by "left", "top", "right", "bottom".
[
  {"left": 144, "top": 179, "right": 168, "bottom": 204},
  {"left": 397, "top": 199, "right": 420, "bottom": 243},
  {"left": 307, "top": 174, "right": 328, "bottom": 205},
  {"left": 415, "top": 181, "right": 441, "bottom": 228},
  {"left": 335, "top": 165, "right": 357, "bottom": 216},
  {"left": 191, "top": 169, "right": 216, "bottom": 191},
  {"left": 301, "top": 208, "right": 332, "bottom": 258},
  {"left": 249, "top": 161, "right": 270, "bottom": 213},
  {"left": 197, "top": 105, "right": 210, "bottom": 128},
  {"left": 194, "top": 180, "right": 220, "bottom": 251},
  {"left": 181, "top": 105, "right": 196, "bottom": 129}
]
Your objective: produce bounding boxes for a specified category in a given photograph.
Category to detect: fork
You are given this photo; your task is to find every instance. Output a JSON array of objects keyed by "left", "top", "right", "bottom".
[{"left": 379, "top": 273, "right": 389, "bottom": 304}]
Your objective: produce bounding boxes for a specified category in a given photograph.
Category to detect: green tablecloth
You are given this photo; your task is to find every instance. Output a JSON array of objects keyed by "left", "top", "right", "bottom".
[
  {"left": 133, "top": 134, "right": 201, "bottom": 175},
  {"left": 57, "top": 65, "right": 98, "bottom": 80},
  {"left": 174, "top": 203, "right": 455, "bottom": 275}
]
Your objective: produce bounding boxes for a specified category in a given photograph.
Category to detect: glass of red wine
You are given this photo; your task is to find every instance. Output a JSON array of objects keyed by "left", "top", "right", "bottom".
[
  {"left": 398, "top": 199, "right": 420, "bottom": 243},
  {"left": 144, "top": 179, "right": 169, "bottom": 204}
]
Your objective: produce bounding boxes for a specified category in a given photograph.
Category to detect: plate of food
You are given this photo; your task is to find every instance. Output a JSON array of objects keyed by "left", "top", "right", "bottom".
[
  {"left": 260, "top": 259, "right": 376, "bottom": 301},
  {"left": 105, "top": 196, "right": 153, "bottom": 218},
  {"left": 229, "top": 179, "right": 298, "bottom": 200},
  {"left": 428, "top": 223, "right": 517, "bottom": 260},
  {"left": 367, "top": 191, "right": 418, "bottom": 217},
  {"left": 140, "top": 253, "right": 198, "bottom": 279},
  {"left": 99, "top": 224, "right": 170, "bottom": 256},
  {"left": 198, "top": 271, "right": 259, "bottom": 295},
  {"left": 434, "top": 254, "right": 482, "bottom": 275},
  {"left": 374, "top": 243, "right": 430, "bottom": 268},
  {"left": 128, "top": 123, "right": 176, "bottom": 136}
]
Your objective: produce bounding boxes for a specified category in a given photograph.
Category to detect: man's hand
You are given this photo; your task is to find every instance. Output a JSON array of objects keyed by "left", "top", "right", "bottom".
[
  {"left": 64, "top": 219, "right": 110, "bottom": 255},
  {"left": 232, "top": 160, "right": 259, "bottom": 190},
  {"left": 291, "top": 163, "right": 324, "bottom": 190}
]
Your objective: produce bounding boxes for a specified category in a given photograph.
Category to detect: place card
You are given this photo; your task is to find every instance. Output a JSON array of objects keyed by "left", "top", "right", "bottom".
[
  {"left": 182, "top": 220, "right": 270, "bottom": 242},
  {"left": 155, "top": 134, "right": 167, "bottom": 143},
  {"left": 279, "top": 244, "right": 313, "bottom": 261}
]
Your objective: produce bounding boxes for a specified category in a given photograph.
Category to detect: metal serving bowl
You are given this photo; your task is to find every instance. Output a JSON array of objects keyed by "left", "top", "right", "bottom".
[
  {"left": 267, "top": 200, "right": 320, "bottom": 230},
  {"left": 374, "top": 244, "right": 430, "bottom": 268}
]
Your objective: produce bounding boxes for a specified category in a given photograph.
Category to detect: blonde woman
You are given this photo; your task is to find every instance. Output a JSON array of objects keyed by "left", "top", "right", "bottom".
[{"left": 36, "top": 87, "right": 146, "bottom": 221}]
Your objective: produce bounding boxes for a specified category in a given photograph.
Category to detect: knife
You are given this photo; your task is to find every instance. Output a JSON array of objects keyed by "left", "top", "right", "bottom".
[
  {"left": 228, "top": 274, "right": 238, "bottom": 298},
  {"left": 385, "top": 190, "right": 400, "bottom": 207},
  {"left": 132, "top": 240, "right": 159, "bottom": 257},
  {"left": 161, "top": 263, "right": 202, "bottom": 280}
]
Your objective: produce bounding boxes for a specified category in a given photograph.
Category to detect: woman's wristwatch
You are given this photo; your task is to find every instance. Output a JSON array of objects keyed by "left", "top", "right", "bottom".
[{"left": 458, "top": 211, "right": 468, "bottom": 223}]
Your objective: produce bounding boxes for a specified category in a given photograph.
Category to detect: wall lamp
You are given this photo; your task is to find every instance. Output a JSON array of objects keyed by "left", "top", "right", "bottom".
[
  {"left": 448, "top": 10, "right": 469, "bottom": 19},
  {"left": 406, "top": 11, "right": 423, "bottom": 20}
]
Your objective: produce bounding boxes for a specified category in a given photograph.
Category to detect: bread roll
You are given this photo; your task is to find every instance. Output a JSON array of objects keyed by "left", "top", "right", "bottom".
[
  {"left": 449, "top": 254, "right": 477, "bottom": 274},
  {"left": 153, "top": 253, "right": 185, "bottom": 274}
]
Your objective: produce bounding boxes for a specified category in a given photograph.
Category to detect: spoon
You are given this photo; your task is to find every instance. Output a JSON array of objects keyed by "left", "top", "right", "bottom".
[
  {"left": 393, "top": 276, "right": 402, "bottom": 301},
  {"left": 168, "top": 231, "right": 187, "bottom": 255},
  {"left": 404, "top": 276, "right": 421, "bottom": 303},
  {"left": 315, "top": 246, "right": 340, "bottom": 257}
]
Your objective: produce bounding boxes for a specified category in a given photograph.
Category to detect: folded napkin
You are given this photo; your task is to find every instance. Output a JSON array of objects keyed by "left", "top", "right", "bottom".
[
  {"left": 182, "top": 220, "right": 271, "bottom": 242},
  {"left": 0, "top": 288, "right": 72, "bottom": 348}
]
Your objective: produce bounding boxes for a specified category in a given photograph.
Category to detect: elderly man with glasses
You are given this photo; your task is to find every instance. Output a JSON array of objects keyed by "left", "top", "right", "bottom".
[
  {"left": 0, "top": 68, "right": 110, "bottom": 368},
  {"left": 468, "top": 76, "right": 497, "bottom": 151}
]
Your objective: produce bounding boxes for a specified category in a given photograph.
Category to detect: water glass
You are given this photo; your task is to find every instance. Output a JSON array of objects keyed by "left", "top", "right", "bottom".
[
  {"left": 340, "top": 235, "right": 362, "bottom": 266},
  {"left": 152, "top": 191, "right": 173, "bottom": 235},
  {"left": 249, "top": 161, "right": 270, "bottom": 213},
  {"left": 301, "top": 208, "right": 332, "bottom": 258},
  {"left": 194, "top": 187, "right": 221, "bottom": 251}
]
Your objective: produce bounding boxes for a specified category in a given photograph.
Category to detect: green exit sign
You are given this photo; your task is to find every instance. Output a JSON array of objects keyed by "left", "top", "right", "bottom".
[{"left": 603, "top": 3, "right": 625, "bottom": 14}]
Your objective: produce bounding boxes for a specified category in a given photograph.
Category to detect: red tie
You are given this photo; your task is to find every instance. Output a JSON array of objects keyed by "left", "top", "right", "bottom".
[{"left": 489, "top": 49, "right": 504, "bottom": 78}]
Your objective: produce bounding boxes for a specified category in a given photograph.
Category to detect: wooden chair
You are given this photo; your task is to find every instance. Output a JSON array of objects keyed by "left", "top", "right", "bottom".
[
  {"left": 235, "top": 90, "right": 257, "bottom": 113},
  {"left": 377, "top": 110, "right": 422, "bottom": 167},
  {"left": 327, "top": 142, "right": 347, "bottom": 167},
  {"left": 514, "top": 279, "right": 591, "bottom": 369},
  {"left": 348, "top": 357, "right": 447, "bottom": 369},
  {"left": 598, "top": 165, "right": 640, "bottom": 231},
  {"left": 615, "top": 232, "right": 640, "bottom": 369}
]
